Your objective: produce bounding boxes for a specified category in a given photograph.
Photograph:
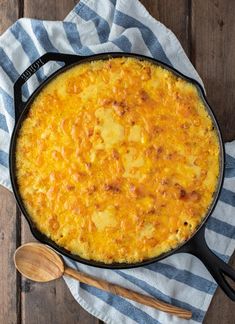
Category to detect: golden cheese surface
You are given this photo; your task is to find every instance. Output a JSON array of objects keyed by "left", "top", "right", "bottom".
[{"left": 16, "top": 57, "right": 220, "bottom": 263}]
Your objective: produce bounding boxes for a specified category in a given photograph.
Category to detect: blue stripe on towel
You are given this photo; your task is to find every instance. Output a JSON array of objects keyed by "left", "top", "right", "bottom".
[
  {"left": 113, "top": 10, "right": 171, "bottom": 65},
  {"left": 0, "top": 88, "right": 14, "bottom": 118},
  {"left": 0, "top": 87, "right": 27, "bottom": 122},
  {"left": 0, "top": 48, "right": 30, "bottom": 99},
  {"left": 225, "top": 153, "right": 235, "bottom": 167},
  {"left": 74, "top": 4, "right": 110, "bottom": 43},
  {"left": 81, "top": 284, "right": 161, "bottom": 324},
  {"left": 63, "top": 22, "right": 82, "bottom": 50},
  {"left": 0, "top": 48, "right": 20, "bottom": 83},
  {"left": 31, "top": 20, "right": 59, "bottom": 52},
  {"left": 0, "top": 113, "right": 9, "bottom": 132},
  {"left": 111, "top": 35, "right": 132, "bottom": 52},
  {"left": 75, "top": 5, "right": 137, "bottom": 53},
  {"left": 225, "top": 154, "right": 235, "bottom": 178},
  {"left": 115, "top": 271, "right": 206, "bottom": 322},
  {"left": 10, "top": 21, "right": 46, "bottom": 84},
  {"left": 225, "top": 168, "right": 235, "bottom": 178},
  {"left": 62, "top": 22, "right": 94, "bottom": 55},
  {"left": 207, "top": 217, "right": 235, "bottom": 239},
  {"left": 0, "top": 150, "right": 9, "bottom": 168},
  {"left": 71, "top": 259, "right": 160, "bottom": 323},
  {"left": 144, "top": 262, "right": 217, "bottom": 294},
  {"left": 220, "top": 188, "right": 235, "bottom": 207}
]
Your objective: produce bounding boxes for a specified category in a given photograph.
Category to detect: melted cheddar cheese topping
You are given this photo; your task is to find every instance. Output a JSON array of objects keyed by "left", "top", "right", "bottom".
[{"left": 16, "top": 57, "right": 220, "bottom": 263}]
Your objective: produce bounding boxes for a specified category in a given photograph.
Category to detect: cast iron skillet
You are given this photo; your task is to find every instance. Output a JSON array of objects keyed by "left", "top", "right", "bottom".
[{"left": 9, "top": 52, "right": 235, "bottom": 300}]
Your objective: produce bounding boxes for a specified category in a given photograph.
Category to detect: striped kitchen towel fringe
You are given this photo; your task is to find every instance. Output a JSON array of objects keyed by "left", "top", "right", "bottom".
[{"left": 0, "top": 0, "right": 234, "bottom": 323}]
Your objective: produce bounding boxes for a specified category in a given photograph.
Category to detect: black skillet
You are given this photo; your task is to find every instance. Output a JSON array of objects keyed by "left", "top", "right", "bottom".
[{"left": 9, "top": 52, "right": 235, "bottom": 300}]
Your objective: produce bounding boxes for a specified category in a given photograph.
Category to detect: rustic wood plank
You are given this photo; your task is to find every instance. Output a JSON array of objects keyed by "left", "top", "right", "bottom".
[
  {"left": 0, "top": 1, "right": 21, "bottom": 323},
  {"left": 191, "top": 0, "right": 235, "bottom": 142},
  {"left": 21, "top": 2, "right": 99, "bottom": 324},
  {"left": 140, "top": 0, "right": 190, "bottom": 55},
  {"left": 191, "top": 0, "right": 235, "bottom": 322},
  {"left": 23, "top": 0, "right": 78, "bottom": 20},
  {"left": 0, "top": 187, "right": 19, "bottom": 324},
  {"left": 0, "top": 0, "right": 19, "bottom": 34}
]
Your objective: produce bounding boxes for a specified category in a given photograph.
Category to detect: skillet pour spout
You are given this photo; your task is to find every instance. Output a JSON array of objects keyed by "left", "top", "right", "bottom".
[{"left": 9, "top": 51, "right": 235, "bottom": 301}]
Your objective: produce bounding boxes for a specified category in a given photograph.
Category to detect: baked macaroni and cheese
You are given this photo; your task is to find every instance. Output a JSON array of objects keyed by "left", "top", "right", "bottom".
[{"left": 16, "top": 57, "right": 220, "bottom": 263}]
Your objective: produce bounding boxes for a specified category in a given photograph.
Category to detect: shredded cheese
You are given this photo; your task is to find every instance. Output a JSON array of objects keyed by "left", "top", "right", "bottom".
[{"left": 16, "top": 57, "right": 220, "bottom": 263}]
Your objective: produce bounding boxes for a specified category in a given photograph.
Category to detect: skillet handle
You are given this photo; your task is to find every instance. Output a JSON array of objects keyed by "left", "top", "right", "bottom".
[
  {"left": 14, "top": 52, "right": 82, "bottom": 122},
  {"left": 179, "top": 226, "right": 235, "bottom": 301}
]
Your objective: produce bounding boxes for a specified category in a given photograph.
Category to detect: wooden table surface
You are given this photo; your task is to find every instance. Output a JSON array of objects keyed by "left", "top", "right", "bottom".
[{"left": 0, "top": 0, "right": 234, "bottom": 323}]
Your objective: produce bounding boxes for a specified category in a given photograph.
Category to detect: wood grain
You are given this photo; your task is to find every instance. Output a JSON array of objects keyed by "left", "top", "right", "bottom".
[
  {"left": 191, "top": 0, "right": 235, "bottom": 142},
  {"left": 65, "top": 267, "right": 192, "bottom": 319},
  {"left": 0, "top": 0, "right": 19, "bottom": 34},
  {"left": 24, "top": 0, "right": 78, "bottom": 20},
  {"left": 0, "top": 2, "right": 21, "bottom": 323},
  {"left": 14, "top": 243, "right": 65, "bottom": 282},
  {"left": 0, "top": 187, "right": 19, "bottom": 324}
]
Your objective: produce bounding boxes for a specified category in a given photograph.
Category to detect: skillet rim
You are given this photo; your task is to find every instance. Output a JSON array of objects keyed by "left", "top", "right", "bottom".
[{"left": 9, "top": 52, "right": 225, "bottom": 269}]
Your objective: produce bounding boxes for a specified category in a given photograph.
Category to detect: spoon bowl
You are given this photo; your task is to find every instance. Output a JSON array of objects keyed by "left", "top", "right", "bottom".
[{"left": 14, "top": 242, "right": 64, "bottom": 282}]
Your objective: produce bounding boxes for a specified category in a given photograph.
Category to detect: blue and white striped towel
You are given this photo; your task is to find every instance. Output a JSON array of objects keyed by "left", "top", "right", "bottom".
[{"left": 0, "top": 0, "right": 234, "bottom": 323}]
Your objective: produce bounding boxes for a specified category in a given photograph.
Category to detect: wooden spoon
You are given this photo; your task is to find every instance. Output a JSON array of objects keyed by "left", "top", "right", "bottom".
[{"left": 14, "top": 242, "right": 192, "bottom": 319}]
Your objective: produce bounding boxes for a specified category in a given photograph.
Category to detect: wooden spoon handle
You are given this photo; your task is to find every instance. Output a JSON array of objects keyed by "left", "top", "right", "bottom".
[{"left": 64, "top": 267, "right": 192, "bottom": 319}]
